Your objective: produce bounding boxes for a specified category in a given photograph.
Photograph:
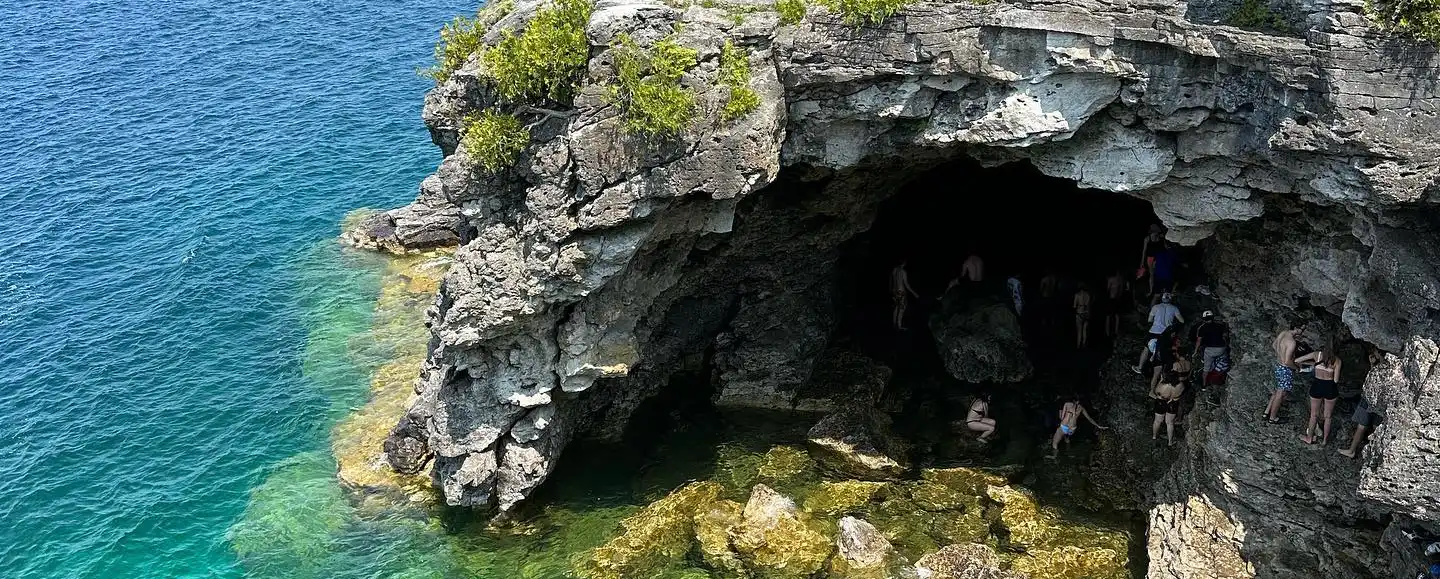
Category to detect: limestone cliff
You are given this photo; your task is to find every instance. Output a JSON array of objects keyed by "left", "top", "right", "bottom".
[{"left": 346, "top": 0, "right": 1440, "bottom": 575}]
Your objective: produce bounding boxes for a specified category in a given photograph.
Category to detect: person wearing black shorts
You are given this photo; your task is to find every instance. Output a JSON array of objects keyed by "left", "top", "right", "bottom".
[{"left": 1296, "top": 347, "right": 1342, "bottom": 445}]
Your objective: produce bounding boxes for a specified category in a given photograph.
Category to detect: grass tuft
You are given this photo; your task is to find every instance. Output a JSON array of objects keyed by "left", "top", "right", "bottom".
[
  {"left": 815, "top": 0, "right": 910, "bottom": 26},
  {"left": 718, "top": 40, "right": 760, "bottom": 121}
]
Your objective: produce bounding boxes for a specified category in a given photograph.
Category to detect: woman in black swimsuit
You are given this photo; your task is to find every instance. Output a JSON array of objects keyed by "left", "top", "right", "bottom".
[
  {"left": 1151, "top": 371, "right": 1185, "bottom": 446},
  {"left": 965, "top": 393, "right": 996, "bottom": 443},
  {"left": 1296, "top": 347, "right": 1342, "bottom": 445}
]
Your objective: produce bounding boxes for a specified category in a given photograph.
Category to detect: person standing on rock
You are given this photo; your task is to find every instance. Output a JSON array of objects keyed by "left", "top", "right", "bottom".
[
  {"left": 1341, "top": 347, "right": 1386, "bottom": 458},
  {"left": 1193, "top": 310, "right": 1229, "bottom": 377},
  {"left": 1134, "top": 293, "right": 1184, "bottom": 375},
  {"left": 1138, "top": 224, "right": 1165, "bottom": 296},
  {"left": 1151, "top": 240, "right": 1178, "bottom": 295},
  {"left": 1105, "top": 269, "right": 1127, "bottom": 338},
  {"left": 1296, "top": 346, "right": 1342, "bottom": 445},
  {"left": 1265, "top": 320, "right": 1306, "bottom": 424},
  {"left": 961, "top": 254, "right": 984, "bottom": 282},
  {"left": 1048, "top": 395, "right": 1108, "bottom": 459},
  {"left": 1006, "top": 274, "right": 1024, "bottom": 318},
  {"left": 891, "top": 260, "right": 919, "bottom": 331},
  {"left": 1151, "top": 370, "right": 1185, "bottom": 446},
  {"left": 1073, "top": 283, "right": 1093, "bottom": 349}
]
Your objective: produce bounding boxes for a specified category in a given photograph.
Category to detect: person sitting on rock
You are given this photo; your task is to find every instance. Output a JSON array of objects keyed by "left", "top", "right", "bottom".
[
  {"left": 1296, "top": 345, "right": 1342, "bottom": 445},
  {"left": 1265, "top": 319, "right": 1306, "bottom": 424},
  {"left": 1048, "top": 395, "right": 1108, "bottom": 459},
  {"left": 891, "top": 260, "right": 919, "bottom": 331},
  {"left": 964, "top": 392, "right": 996, "bottom": 443},
  {"left": 1134, "top": 293, "right": 1183, "bottom": 375},
  {"left": 1073, "top": 282, "right": 1092, "bottom": 349},
  {"left": 1105, "top": 268, "right": 1127, "bottom": 338},
  {"left": 1151, "top": 370, "right": 1185, "bottom": 447}
]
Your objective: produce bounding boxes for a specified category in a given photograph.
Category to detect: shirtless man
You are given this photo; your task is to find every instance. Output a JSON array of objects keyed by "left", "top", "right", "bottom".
[
  {"left": 961, "top": 254, "right": 984, "bottom": 282},
  {"left": 1048, "top": 395, "right": 1108, "bottom": 459},
  {"left": 1151, "top": 370, "right": 1185, "bottom": 446},
  {"left": 1073, "top": 283, "right": 1093, "bottom": 349},
  {"left": 1105, "top": 269, "right": 1126, "bottom": 337},
  {"left": 891, "top": 260, "right": 920, "bottom": 331},
  {"left": 1265, "top": 319, "right": 1307, "bottom": 423}
]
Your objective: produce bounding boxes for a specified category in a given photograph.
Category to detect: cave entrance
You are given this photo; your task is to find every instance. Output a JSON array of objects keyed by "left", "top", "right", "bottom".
[{"left": 831, "top": 158, "right": 1190, "bottom": 456}]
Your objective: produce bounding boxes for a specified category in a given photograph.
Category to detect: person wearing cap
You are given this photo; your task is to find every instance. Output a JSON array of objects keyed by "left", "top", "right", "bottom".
[
  {"left": 1134, "top": 292, "right": 1184, "bottom": 375},
  {"left": 1193, "top": 311, "right": 1229, "bottom": 374},
  {"left": 1421, "top": 542, "right": 1440, "bottom": 579}
]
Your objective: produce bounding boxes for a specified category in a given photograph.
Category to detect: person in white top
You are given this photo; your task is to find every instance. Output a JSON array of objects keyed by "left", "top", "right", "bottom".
[{"left": 1133, "top": 293, "right": 1184, "bottom": 374}]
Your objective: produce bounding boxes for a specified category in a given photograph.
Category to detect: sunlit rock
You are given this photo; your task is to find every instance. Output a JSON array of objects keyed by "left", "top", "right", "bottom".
[
  {"left": 807, "top": 408, "right": 908, "bottom": 480},
  {"left": 576, "top": 481, "right": 723, "bottom": 579}
]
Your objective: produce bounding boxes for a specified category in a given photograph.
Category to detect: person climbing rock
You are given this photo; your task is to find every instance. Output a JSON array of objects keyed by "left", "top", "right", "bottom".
[
  {"left": 1193, "top": 311, "right": 1229, "bottom": 374},
  {"left": 1341, "top": 394, "right": 1382, "bottom": 458},
  {"left": 1151, "top": 370, "right": 1185, "bottom": 446},
  {"left": 1138, "top": 224, "right": 1164, "bottom": 296},
  {"left": 1048, "top": 395, "right": 1107, "bottom": 459},
  {"left": 1265, "top": 319, "right": 1306, "bottom": 423},
  {"left": 964, "top": 392, "right": 996, "bottom": 443},
  {"left": 1296, "top": 345, "right": 1342, "bottom": 445},
  {"left": 1105, "top": 269, "right": 1126, "bottom": 338},
  {"left": 890, "top": 260, "right": 919, "bottom": 331},
  {"left": 1134, "top": 293, "right": 1183, "bottom": 375},
  {"left": 1073, "top": 283, "right": 1092, "bottom": 349}
]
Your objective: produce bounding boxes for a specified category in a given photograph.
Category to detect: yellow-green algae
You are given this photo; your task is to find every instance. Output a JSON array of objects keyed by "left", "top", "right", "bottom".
[
  {"left": 575, "top": 481, "right": 724, "bottom": 579},
  {"left": 985, "top": 484, "right": 1130, "bottom": 579},
  {"left": 730, "top": 495, "right": 832, "bottom": 578},
  {"left": 802, "top": 480, "right": 887, "bottom": 516},
  {"left": 331, "top": 249, "right": 452, "bottom": 503},
  {"left": 694, "top": 499, "right": 747, "bottom": 575}
]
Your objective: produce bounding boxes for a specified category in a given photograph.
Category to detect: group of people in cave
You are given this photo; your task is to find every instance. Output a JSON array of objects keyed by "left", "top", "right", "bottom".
[{"left": 893, "top": 222, "right": 1388, "bottom": 464}]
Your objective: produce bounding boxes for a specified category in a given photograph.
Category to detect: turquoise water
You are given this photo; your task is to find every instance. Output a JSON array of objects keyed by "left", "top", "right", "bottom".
[{"left": 0, "top": 0, "right": 470, "bottom": 575}]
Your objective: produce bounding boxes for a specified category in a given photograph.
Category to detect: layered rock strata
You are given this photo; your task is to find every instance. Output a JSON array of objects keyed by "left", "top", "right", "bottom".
[{"left": 350, "top": 0, "right": 1440, "bottom": 575}]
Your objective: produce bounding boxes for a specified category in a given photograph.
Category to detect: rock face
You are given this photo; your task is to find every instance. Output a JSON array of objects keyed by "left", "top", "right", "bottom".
[
  {"left": 929, "top": 293, "right": 1032, "bottom": 383},
  {"left": 351, "top": 0, "right": 1440, "bottom": 573}
]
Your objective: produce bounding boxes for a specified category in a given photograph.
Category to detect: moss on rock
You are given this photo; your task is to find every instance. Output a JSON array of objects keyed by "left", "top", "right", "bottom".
[
  {"left": 802, "top": 481, "right": 888, "bottom": 516},
  {"left": 576, "top": 481, "right": 724, "bottom": 579},
  {"left": 1009, "top": 544, "right": 1129, "bottom": 579},
  {"left": 694, "top": 499, "right": 747, "bottom": 575},
  {"left": 732, "top": 484, "right": 834, "bottom": 578}
]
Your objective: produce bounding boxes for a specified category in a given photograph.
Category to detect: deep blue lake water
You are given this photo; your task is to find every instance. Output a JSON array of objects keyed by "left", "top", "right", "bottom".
[{"left": 0, "top": 0, "right": 469, "bottom": 575}]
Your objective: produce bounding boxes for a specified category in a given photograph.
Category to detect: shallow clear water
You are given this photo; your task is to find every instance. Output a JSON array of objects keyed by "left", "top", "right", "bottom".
[{"left": 0, "top": 0, "right": 466, "bottom": 575}]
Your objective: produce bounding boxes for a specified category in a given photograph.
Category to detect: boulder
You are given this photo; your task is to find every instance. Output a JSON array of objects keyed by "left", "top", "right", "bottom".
[
  {"left": 830, "top": 516, "right": 917, "bottom": 579},
  {"left": 929, "top": 295, "right": 1032, "bottom": 383},
  {"left": 806, "top": 408, "right": 908, "bottom": 480},
  {"left": 731, "top": 484, "right": 834, "bottom": 578},
  {"left": 914, "top": 543, "right": 1024, "bottom": 579},
  {"left": 1358, "top": 338, "right": 1440, "bottom": 521},
  {"left": 576, "top": 481, "right": 723, "bottom": 579}
]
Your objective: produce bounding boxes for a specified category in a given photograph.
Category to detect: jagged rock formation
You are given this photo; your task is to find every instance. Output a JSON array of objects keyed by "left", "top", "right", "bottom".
[
  {"left": 348, "top": 0, "right": 1440, "bottom": 575},
  {"left": 929, "top": 293, "right": 1032, "bottom": 383}
]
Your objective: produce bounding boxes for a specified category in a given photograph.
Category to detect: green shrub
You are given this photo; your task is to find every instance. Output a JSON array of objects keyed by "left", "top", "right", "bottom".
[
  {"left": 775, "top": 0, "right": 807, "bottom": 24},
  {"left": 421, "top": 0, "right": 516, "bottom": 84},
  {"left": 815, "top": 0, "right": 910, "bottom": 26},
  {"left": 460, "top": 111, "right": 531, "bottom": 172},
  {"left": 718, "top": 40, "right": 760, "bottom": 121},
  {"left": 605, "top": 34, "right": 700, "bottom": 138},
  {"left": 1226, "top": 0, "right": 1290, "bottom": 31},
  {"left": 1367, "top": 0, "right": 1440, "bottom": 42},
  {"left": 483, "top": 0, "right": 594, "bottom": 104}
]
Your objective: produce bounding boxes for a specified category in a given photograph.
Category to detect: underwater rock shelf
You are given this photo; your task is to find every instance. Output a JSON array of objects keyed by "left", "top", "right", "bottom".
[{"left": 577, "top": 443, "right": 1130, "bottom": 579}]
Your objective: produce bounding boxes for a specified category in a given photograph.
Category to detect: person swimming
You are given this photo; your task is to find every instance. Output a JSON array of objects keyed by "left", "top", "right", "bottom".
[{"left": 1048, "top": 396, "right": 1108, "bottom": 459}]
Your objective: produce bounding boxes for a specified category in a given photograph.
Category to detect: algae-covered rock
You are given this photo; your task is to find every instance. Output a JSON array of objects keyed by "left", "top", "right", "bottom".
[
  {"left": 713, "top": 443, "right": 764, "bottom": 495},
  {"left": 907, "top": 481, "right": 981, "bottom": 513},
  {"left": 757, "top": 445, "right": 816, "bottom": 484},
  {"left": 577, "top": 481, "right": 723, "bottom": 579},
  {"left": 694, "top": 499, "right": 746, "bottom": 576},
  {"left": 864, "top": 495, "right": 941, "bottom": 561},
  {"left": 914, "top": 543, "right": 1023, "bottom": 579},
  {"left": 829, "top": 516, "right": 918, "bottom": 579},
  {"left": 802, "top": 481, "right": 888, "bottom": 516},
  {"left": 806, "top": 408, "right": 907, "bottom": 480},
  {"left": 731, "top": 484, "right": 833, "bottom": 578},
  {"left": 927, "top": 513, "right": 991, "bottom": 546},
  {"left": 921, "top": 468, "right": 1007, "bottom": 494},
  {"left": 1009, "top": 545, "right": 1126, "bottom": 579},
  {"left": 983, "top": 486, "right": 1054, "bottom": 548}
]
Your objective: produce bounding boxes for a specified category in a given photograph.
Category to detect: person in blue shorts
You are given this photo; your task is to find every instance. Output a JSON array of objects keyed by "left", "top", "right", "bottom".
[{"left": 1048, "top": 395, "right": 1108, "bottom": 459}]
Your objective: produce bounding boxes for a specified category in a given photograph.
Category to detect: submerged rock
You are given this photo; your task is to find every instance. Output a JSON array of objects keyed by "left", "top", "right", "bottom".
[
  {"left": 806, "top": 408, "right": 908, "bottom": 480},
  {"left": 694, "top": 499, "right": 746, "bottom": 575},
  {"left": 984, "top": 485, "right": 1129, "bottom": 579},
  {"left": 731, "top": 484, "right": 833, "bottom": 578},
  {"left": 913, "top": 543, "right": 1022, "bottom": 579},
  {"left": 802, "top": 481, "right": 889, "bottom": 516},
  {"left": 830, "top": 516, "right": 917, "bottom": 579},
  {"left": 576, "top": 481, "right": 723, "bottom": 579},
  {"left": 928, "top": 295, "right": 1032, "bottom": 383}
]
